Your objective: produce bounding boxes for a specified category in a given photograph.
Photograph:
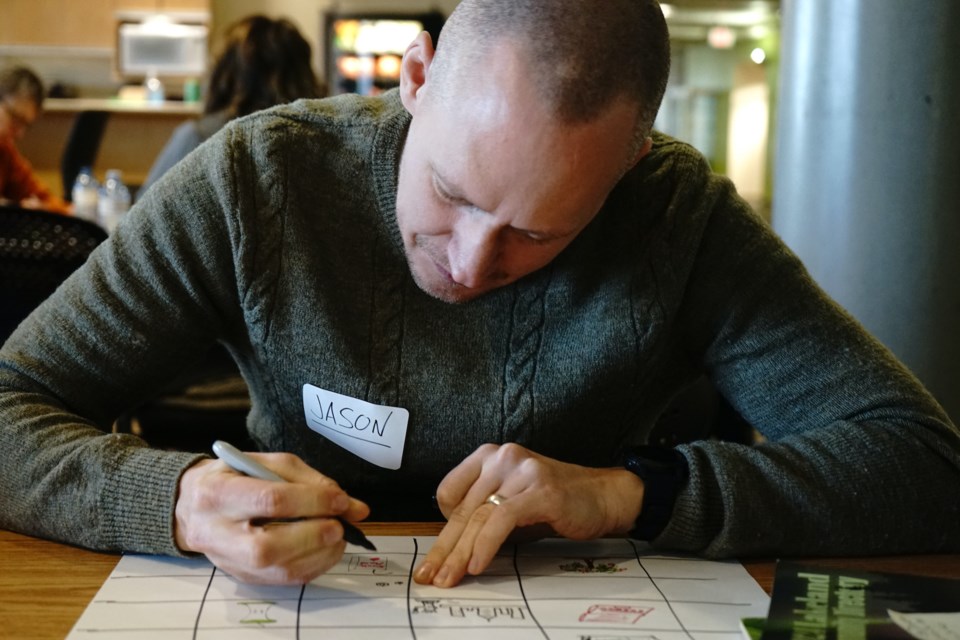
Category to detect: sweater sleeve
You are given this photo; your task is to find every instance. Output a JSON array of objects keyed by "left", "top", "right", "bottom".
[
  {"left": 659, "top": 170, "right": 960, "bottom": 557},
  {"left": 0, "top": 130, "right": 248, "bottom": 554}
]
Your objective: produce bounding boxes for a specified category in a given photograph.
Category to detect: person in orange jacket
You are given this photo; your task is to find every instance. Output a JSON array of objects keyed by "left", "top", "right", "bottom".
[{"left": 0, "top": 65, "right": 70, "bottom": 215}]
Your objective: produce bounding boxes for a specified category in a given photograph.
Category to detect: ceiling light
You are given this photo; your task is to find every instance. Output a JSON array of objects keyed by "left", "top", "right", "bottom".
[{"left": 707, "top": 25, "right": 737, "bottom": 49}]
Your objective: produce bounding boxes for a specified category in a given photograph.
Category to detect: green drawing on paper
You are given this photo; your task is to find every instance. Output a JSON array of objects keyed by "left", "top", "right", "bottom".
[{"left": 238, "top": 600, "right": 277, "bottom": 625}]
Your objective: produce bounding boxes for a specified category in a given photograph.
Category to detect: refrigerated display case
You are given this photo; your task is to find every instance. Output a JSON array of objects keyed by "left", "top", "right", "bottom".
[{"left": 324, "top": 12, "right": 445, "bottom": 96}]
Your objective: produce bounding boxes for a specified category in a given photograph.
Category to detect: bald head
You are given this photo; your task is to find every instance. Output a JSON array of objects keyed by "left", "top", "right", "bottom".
[{"left": 429, "top": 0, "right": 670, "bottom": 136}]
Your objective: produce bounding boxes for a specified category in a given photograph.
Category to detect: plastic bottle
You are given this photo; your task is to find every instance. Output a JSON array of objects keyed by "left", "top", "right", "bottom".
[
  {"left": 71, "top": 166, "right": 99, "bottom": 222},
  {"left": 183, "top": 77, "right": 201, "bottom": 103},
  {"left": 145, "top": 69, "right": 165, "bottom": 103},
  {"left": 97, "top": 169, "right": 131, "bottom": 233}
]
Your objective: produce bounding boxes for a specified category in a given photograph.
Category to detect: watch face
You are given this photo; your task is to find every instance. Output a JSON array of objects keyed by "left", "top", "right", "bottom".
[{"left": 625, "top": 446, "right": 689, "bottom": 478}]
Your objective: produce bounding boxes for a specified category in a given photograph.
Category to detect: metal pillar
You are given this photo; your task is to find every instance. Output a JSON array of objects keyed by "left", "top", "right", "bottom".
[{"left": 773, "top": 0, "right": 960, "bottom": 420}]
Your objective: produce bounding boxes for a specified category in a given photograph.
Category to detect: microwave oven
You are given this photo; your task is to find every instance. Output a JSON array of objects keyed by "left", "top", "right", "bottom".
[{"left": 117, "top": 18, "right": 208, "bottom": 79}]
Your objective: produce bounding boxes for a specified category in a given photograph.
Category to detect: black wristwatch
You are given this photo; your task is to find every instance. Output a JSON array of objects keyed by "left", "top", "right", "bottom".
[{"left": 623, "top": 445, "right": 690, "bottom": 541}]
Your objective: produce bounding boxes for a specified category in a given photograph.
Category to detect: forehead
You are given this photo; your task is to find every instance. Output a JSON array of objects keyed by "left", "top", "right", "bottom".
[{"left": 418, "top": 44, "right": 637, "bottom": 231}]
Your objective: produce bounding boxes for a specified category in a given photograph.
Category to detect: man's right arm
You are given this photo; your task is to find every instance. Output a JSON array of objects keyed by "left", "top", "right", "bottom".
[{"left": 0, "top": 139, "right": 242, "bottom": 554}]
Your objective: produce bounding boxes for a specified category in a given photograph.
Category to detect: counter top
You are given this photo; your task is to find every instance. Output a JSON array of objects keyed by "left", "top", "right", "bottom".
[{"left": 44, "top": 97, "right": 202, "bottom": 116}]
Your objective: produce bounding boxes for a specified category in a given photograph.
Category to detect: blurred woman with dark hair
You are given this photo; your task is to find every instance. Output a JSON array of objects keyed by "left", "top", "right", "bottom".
[{"left": 139, "top": 15, "right": 322, "bottom": 197}]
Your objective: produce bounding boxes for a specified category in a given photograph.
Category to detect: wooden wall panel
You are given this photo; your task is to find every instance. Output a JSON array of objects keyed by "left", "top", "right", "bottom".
[{"left": 0, "top": 0, "right": 210, "bottom": 49}]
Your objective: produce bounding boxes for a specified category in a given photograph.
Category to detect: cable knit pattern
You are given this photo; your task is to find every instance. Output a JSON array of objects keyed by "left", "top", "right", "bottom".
[
  {"left": 501, "top": 268, "right": 551, "bottom": 442},
  {"left": 367, "top": 230, "right": 406, "bottom": 407},
  {"left": 1, "top": 90, "right": 958, "bottom": 558}
]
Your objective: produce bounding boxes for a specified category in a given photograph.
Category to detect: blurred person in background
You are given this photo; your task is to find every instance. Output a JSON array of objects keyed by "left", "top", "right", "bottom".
[
  {"left": 138, "top": 15, "right": 322, "bottom": 198},
  {"left": 0, "top": 65, "right": 70, "bottom": 214}
]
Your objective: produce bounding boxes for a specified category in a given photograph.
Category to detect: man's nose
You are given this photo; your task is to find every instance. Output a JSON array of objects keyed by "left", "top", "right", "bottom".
[{"left": 448, "top": 217, "right": 500, "bottom": 288}]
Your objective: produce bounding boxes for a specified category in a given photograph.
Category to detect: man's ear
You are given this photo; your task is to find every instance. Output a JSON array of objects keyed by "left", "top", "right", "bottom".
[
  {"left": 630, "top": 136, "right": 654, "bottom": 169},
  {"left": 399, "top": 31, "right": 436, "bottom": 115}
]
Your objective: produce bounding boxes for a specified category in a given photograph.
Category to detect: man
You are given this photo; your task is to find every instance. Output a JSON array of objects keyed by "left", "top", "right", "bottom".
[
  {"left": 1, "top": 0, "right": 958, "bottom": 589},
  {"left": 0, "top": 65, "right": 70, "bottom": 214}
]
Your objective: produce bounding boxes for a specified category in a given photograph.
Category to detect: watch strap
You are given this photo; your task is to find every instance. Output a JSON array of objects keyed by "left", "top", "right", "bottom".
[{"left": 624, "top": 445, "right": 689, "bottom": 541}]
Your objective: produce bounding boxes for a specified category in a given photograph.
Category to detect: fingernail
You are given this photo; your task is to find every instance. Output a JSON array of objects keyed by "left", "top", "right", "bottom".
[
  {"left": 433, "top": 565, "right": 450, "bottom": 587},
  {"left": 414, "top": 562, "right": 433, "bottom": 583},
  {"left": 332, "top": 493, "right": 349, "bottom": 512},
  {"left": 323, "top": 523, "right": 343, "bottom": 545},
  {"left": 468, "top": 557, "right": 481, "bottom": 575}
]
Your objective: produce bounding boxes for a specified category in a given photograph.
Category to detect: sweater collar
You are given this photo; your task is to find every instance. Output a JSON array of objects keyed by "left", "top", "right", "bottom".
[{"left": 371, "top": 89, "right": 412, "bottom": 260}]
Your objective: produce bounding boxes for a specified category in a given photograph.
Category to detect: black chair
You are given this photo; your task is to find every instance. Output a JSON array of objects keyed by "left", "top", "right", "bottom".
[
  {"left": 648, "top": 375, "right": 757, "bottom": 446},
  {"left": 0, "top": 205, "right": 107, "bottom": 342},
  {"left": 60, "top": 110, "right": 110, "bottom": 202},
  {"left": 116, "top": 344, "right": 254, "bottom": 453},
  {"left": 0, "top": 206, "right": 249, "bottom": 452}
]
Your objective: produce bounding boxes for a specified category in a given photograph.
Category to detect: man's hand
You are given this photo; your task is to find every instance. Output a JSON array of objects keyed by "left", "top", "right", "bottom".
[
  {"left": 413, "top": 443, "right": 645, "bottom": 588},
  {"left": 174, "top": 452, "right": 369, "bottom": 585}
]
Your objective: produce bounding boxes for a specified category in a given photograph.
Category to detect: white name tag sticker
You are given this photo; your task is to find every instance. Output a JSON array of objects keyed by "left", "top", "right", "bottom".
[{"left": 302, "top": 383, "right": 408, "bottom": 470}]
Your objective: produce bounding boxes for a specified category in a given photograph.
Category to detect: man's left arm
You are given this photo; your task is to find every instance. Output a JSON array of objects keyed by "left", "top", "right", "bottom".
[{"left": 664, "top": 189, "right": 960, "bottom": 558}]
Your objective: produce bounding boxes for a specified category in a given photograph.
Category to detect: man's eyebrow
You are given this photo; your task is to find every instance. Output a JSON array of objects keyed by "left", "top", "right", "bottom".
[
  {"left": 430, "top": 164, "right": 472, "bottom": 202},
  {"left": 428, "top": 163, "right": 575, "bottom": 240}
]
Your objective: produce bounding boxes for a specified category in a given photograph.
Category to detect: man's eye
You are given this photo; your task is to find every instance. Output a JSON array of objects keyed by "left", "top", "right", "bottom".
[
  {"left": 432, "top": 177, "right": 456, "bottom": 203},
  {"left": 521, "top": 231, "right": 553, "bottom": 245}
]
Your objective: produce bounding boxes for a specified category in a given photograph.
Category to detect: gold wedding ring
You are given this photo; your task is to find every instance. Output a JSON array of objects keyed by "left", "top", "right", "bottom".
[{"left": 486, "top": 493, "right": 506, "bottom": 506}]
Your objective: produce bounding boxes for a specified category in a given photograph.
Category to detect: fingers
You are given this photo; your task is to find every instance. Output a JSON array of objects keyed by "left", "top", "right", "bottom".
[
  {"left": 434, "top": 443, "right": 500, "bottom": 519},
  {"left": 201, "top": 453, "right": 358, "bottom": 521},
  {"left": 341, "top": 496, "right": 372, "bottom": 523},
  {"left": 174, "top": 453, "right": 370, "bottom": 585},
  {"left": 203, "top": 519, "right": 348, "bottom": 585},
  {"left": 204, "top": 473, "right": 350, "bottom": 522},
  {"left": 415, "top": 495, "right": 516, "bottom": 588},
  {"left": 414, "top": 443, "right": 641, "bottom": 589},
  {"left": 416, "top": 444, "right": 535, "bottom": 588}
]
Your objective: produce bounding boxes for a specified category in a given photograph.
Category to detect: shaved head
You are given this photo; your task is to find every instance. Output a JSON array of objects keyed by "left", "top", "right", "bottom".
[{"left": 428, "top": 0, "right": 670, "bottom": 137}]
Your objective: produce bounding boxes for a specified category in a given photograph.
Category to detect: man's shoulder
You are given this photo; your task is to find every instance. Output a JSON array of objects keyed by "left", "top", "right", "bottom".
[
  {"left": 617, "top": 131, "right": 716, "bottom": 203},
  {"left": 646, "top": 131, "right": 712, "bottom": 171},
  {"left": 239, "top": 90, "right": 408, "bottom": 134},
  {"left": 211, "top": 92, "right": 409, "bottom": 168}
]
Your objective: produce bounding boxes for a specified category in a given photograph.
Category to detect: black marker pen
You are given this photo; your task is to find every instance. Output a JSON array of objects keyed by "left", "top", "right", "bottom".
[{"left": 212, "top": 440, "right": 377, "bottom": 551}]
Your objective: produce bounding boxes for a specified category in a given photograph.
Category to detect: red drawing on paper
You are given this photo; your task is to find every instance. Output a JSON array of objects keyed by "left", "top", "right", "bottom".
[
  {"left": 348, "top": 555, "right": 391, "bottom": 573},
  {"left": 578, "top": 604, "right": 654, "bottom": 624}
]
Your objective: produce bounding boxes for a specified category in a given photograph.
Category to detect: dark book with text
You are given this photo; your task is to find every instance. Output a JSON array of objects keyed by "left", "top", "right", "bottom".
[{"left": 760, "top": 561, "right": 960, "bottom": 639}]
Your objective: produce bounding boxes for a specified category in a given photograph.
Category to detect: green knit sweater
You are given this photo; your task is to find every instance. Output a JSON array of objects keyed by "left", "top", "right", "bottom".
[{"left": 1, "top": 91, "right": 958, "bottom": 558}]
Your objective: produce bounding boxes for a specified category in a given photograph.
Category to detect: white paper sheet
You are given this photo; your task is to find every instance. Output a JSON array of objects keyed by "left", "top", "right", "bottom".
[
  {"left": 889, "top": 610, "right": 960, "bottom": 640},
  {"left": 67, "top": 536, "right": 770, "bottom": 639}
]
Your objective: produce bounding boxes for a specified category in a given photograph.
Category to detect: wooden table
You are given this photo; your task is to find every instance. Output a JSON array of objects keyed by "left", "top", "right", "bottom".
[{"left": 3, "top": 526, "right": 958, "bottom": 639}]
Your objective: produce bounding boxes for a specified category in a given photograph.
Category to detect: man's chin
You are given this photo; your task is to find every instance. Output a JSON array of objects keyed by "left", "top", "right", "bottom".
[
  {"left": 407, "top": 267, "right": 486, "bottom": 304},
  {"left": 414, "top": 278, "right": 486, "bottom": 304},
  {"left": 406, "top": 253, "right": 503, "bottom": 303}
]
